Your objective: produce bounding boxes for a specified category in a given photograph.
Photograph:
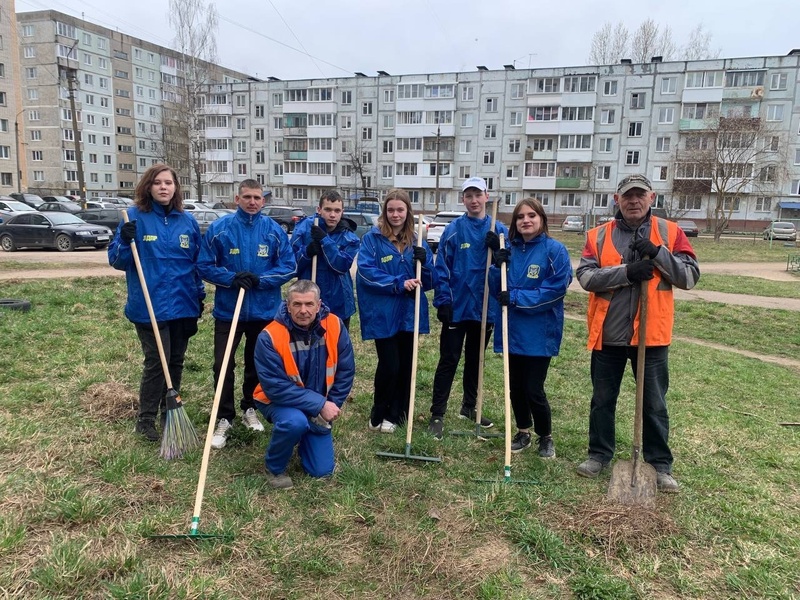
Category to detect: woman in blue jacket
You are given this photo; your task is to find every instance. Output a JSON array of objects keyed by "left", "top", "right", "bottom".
[
  {"left": 108, "top": 164, "right": 205, "bottom": 442},
  {"left": 489, "top": 198, "right": 572, "bottom": 458},
  {"left": 356, "top": 189, "right": 435, "bottom": 433}
]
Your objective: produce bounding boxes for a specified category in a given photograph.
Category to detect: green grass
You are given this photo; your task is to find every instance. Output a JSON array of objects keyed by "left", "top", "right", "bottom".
[
  {"left": 0, "top": 277, "right": 798, "bottom": 599},
  {"left": 695, "top": 274, "right": 800, "bottom": 299}
]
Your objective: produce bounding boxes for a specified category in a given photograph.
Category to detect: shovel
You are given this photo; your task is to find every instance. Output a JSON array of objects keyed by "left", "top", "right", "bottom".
[{"left": 607, "top": 281, "right": 657, "bottom": 507}]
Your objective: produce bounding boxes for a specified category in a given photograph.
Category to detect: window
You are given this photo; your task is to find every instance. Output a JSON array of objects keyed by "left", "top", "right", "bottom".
[
  {"left": 685, "top": 71, "right": 723, "bottom": 88},
  {"left": 103, "top": 154, "right": 112, "bottom": 165},
  {"left": 795, "top": 148, "right": 800, "bottom": 165},
  {"left": 653, "top": 166, "right": 668, "bottom": 181},
  {"left": 84, "top": 74, "right": 94, "bottom": 85},
  {"left": 770, "top": 73, "right": 787, "bottom": 91},
  {"left": 600, "top": 109, "right": 615, "bottom": 124},
  {"left": 382, "top": 140, "right": 394, "bottom": 154},
  {"left": 340, "top": 115, "right": 351, "bottom": 130},
  {"left": 382, "top": 114, "right": 394, "bottom": 129},
  {"left": 341, "top": 90, "right": 352, "bottom": 105},
  {"left": 460, "top": 113, "right": 474, "bottom": 127},
  {"left": 308, "top": 113, "right": 334, "bottom": 127},
  {"left": 459, "top": 139, "right": 472, "bottom": 154},
  {"left": 682, "top": 102, "right": 718, "bottom": 120},
  {"left": 362, "top": 126, "right": 373, "bottom": 140},
  {"left": 655, "top": 137, "right": 671, "bottom": 152},
  {"left": 396, "top": 138, "right": 422, "bottom": 151},
  {"left": 625, "top": 150, "right": 640, "bottom": 165},
  {"left": 485, "top": 177, "right": 495, "bottom": 190},
  {"left": 87, "top": 134, "right": 96, "bottom": 144},
  {"left": 361, "top": 151, "right": 372, "bottom": 164},
  {"left": 236, "top": 117, "right": 246, "bottom": 130},
  {"left": 427, "top": 110, "right": 453, "bottom": 124},
  {"left": 508, "top": 139, "right": 520, "bottom": 153},
  {"left": 766, "top": 104, "right": 784, "bottom": 122},
  {"left": 603, "top": 80, "right": 618, "bottom": 96},
  {"left": 23, "top": 46, "right": 36, "bottom": 58},
  {"left": 236, "top": 140, "right": 247, "bottom": 153},
  {"left": 99, "top": 77, "right": 108, "bottom": 89},
  {"left": 461, "top": 86, "right": 474, "bottom": 101},
  {"left": 755, "top": 197, "right": 772, "bottom": 211},
  {"left": 382, "top": 165, "right": 394, "bottom": 179},
  {"left": 114, "top": 69, "right": 127, "bottom": 78},
  {"left": 254, "top": 150, "right": 265, "bottom": 164},
  {"left": 510, "top": 83, "right": 525, "bottom": 99},
  {"left": 485, "top": 97, "right": 498, "bottom": 113},
  {"left": 561, "top": 193, "right": 582, "bottom": 207},
  {"left": 255, "top": 105, "right": 265, "bottom": 117},
  {"left": 594, "top": 193, "right": 610, "bottom": 208},
  {"left": 30, "top": 130, "right": 41, "bottom": 141},
  {"left": 397, "top": 162, "right": 417, "bottom": 176},
  {"left": 532, "top": 138, "right": 553, "bottom": 151},
  {"left": 340, "top": 164, "right": 351, "bottom": 177},
  {"left": 458, "top": 165, "right": 471, "bottom": 179},
  {"left": 628, "top": 122, "right": 643, "bottom": 137},
  {"left": 273, "top": 140, "right": 284, "bottom": 153},
  {"left": 384, "top": 89, "right": 395, "bottom": 103},
  {"left": 484, "top": 124, "right": 497, "bottom": 139},
  {"left": 362, "top": 102, "right": 373, "bottom": 116},
  {"left": 22, "top": 25, "right": 34, "bottom": 37},
  {"left": 722, "top": 198, "right": 741, "bottom": 211},
  {"left": 559, "top": 134, "right": 591, "bottom": 149},
  {"left": 482, "top": 151, "right": 495, "bottom": 165},
  {"left": 429, "top": 163, "right": 450, "bottom": 176},
  {"left": 25, "top": 67, "right": 37, "bottom": 79},
  {"left": 273, "top": 117, "right": 283, "bottom": 130},
  {"left": 503, "top": 192, "right": 518, "bottom": 206},
  {"left": 793, "top": 180, "right": 800, "bottom": 195},
  {"left": 509, "top": 111, "right": 523, "bottom": 126},
  {"left": 529, "top": 106, "right": 559, "bottom": 121},
  {"left": 33, "top": 171, "right": 44, "bottom": 182},
  {"left": 725, "top": 70, "right": 765, "bottom": 87},
  {"left": 27, "top": 88, "right": 38, "bottom": 100},
  {"left": 89, "top": 153, "right": 97, "bottom": 163},
  {"left": 99, "top": 58, "right": 107, "bottom": 70},
  {"left": 661, "top": 77, "right": 677, "bottom": 94},
  {"left": 397, "top": 111, "right": 423, "bottom": 125},
  {"left": 31, "top": 150, "right": 43, "bottom": 161},
  {"left": 596, "top": 166, "right": 611, "bottom": 180},
  {"left": 525, "top": 162, "right": 556, "bottom": 177},
  {"left": 563, "top": 75, "right": 596, "bottom": 92},
  {"left": 766, "top": 136, "right": 780, "bottom": 152},
  {"left": 506, "top": 165, "right": 519, "bottom": 180},
  {"left": 561, "top": 106, "right": 594, "bottom": 121},
  {"left": 29, "top": 110, "right": 40, "bottom": 121},
  {"left": 630, "top": 93, "right": 646, "bottom": 109},
  {"left": 309, "top": 88, "right": 332, "bottom": 101},
  {"left": 397, "top": 84, "right": 422, "bottom": 99},
  {"left": 658, "top": 107, "right": 674, "bottom": 124},
  {"left": 534, "top": 78, "right": 560, "bottom": 93},
  {"left": 100, "top": 97, "right": 108, "bottom": 107}
]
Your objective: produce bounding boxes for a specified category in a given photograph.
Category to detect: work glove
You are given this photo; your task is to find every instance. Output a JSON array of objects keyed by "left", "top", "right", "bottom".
[
  {"left": 498, "top": 291, "right": 511, "bottom": 306},
  {"left": 310, "top": 225, "right": 327, "bottom": 242},
  {"left": 631, "top": 237, "right": 660, "bottom": 259},
  {"left": 437, "top": 305, "right": 453, "bottom": 324},
  {"left": 484, "top": 230, "right": 500, "bottom": 251},
  {"left": 120, "top": 220, "right": 136, "bottom": 244},
  {"left": 232, "top": 271, "right": 260, "bottom": 290},
  {"left": 493, "top": 248, "right": 510, "bottom": 267},
  {"left": 306, "top": 240, "right": 322, "bottom": 257},
  {"left": 413, "top": 246, "right": 427, "bottom": 264},
  {"left": 626, "top": 260, "right": 655, "bottom": 283}
]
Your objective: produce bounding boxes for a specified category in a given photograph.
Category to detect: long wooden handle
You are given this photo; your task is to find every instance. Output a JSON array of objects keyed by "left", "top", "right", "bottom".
[
  {"left": 122, "top": 211, "right": 173, "bottom": 390},
  {"left": 311, "top": 216, "right": 319, "bottom": 283},
  {"left": 634, "top": 282, "right": 648, "bottom": 451},
  {"left": 475, "top": 196, "right": 499, "bottom": 425},
  {"left": 191, "top": 288, "right": 245, "bottom": 533},
  {"left": 405, "top": 214, "right": 425, "bottom": 446},
  {"left": 499, "top": 233, "right": 512, "bottom": 478}
]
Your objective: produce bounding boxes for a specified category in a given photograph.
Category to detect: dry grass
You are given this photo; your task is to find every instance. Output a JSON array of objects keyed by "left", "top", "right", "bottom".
[{"left": 80, "top": 382, "right": 138, "bottom": 423}]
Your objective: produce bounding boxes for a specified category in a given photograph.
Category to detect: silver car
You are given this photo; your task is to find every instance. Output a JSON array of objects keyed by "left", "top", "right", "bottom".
[{"left": 763, "top": 221, "right": 797, "bottom": 242}]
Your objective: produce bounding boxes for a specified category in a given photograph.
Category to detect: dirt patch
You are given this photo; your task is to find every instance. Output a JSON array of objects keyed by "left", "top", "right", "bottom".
[{"left": 81, "top": 382, "right": 138, "bottom": 423}]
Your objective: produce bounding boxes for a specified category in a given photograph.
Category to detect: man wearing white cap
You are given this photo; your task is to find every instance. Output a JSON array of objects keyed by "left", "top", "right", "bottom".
[{"left": 428, "top": 177, "right": 508, "bottom": 439}]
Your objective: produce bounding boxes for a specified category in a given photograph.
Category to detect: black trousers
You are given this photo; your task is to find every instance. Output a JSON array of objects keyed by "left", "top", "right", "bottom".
[
  {"left": 213, "top": 318, "right": 270, "bottom": 422},
  {"left": 509, "top": 354, "right": 552, "bottom": 437},
  {"left": 370, "top": 332, "right": 414, "bottom": 426},
  {"left": 134, "top": 318, "right": 198, "bottom": 424},
  {"left": 430, "top": 320, "right": 492, "bottom": 418}
]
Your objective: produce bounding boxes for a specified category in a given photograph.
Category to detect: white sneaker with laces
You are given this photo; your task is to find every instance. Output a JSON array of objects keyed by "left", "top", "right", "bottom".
[
  {"left": 242, "top": 408, "right": 265, "bottom": 432},
  {"left": 380, "top": 420, "right": 397, "bottom": 434},
  {"left": 211, "top": 418, "right": 232, "bottom": 449}
]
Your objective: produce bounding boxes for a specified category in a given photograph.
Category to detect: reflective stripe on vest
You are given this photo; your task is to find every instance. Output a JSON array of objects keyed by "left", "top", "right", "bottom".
[
  {"left": 252, "top": 314, "right": 341, "bottom": 404},
  {"left": 585, "top": 217, "right": 679, "bottom": 350}
]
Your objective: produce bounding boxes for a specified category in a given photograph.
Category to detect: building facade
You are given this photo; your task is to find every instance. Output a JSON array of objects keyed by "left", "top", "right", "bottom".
[{"left": 0, "top": 0, "right": 24, "bottom": 194}]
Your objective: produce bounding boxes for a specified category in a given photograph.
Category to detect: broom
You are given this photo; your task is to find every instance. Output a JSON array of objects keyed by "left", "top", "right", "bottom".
[{"left": 123, "top": 211, "right": 200, "bottom": 460}]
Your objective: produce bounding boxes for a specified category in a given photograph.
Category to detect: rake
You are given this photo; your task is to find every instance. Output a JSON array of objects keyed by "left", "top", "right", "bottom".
[
  {"left": 123, "top": 211, "right": 199, "bottom": 460},
  {"left": 376, "top": 215, "right": 441, "bottom": 463}
]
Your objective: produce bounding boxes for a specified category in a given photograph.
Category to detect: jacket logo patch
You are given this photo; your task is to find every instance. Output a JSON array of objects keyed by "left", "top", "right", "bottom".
[
  {"left": 142, "top": 235, "right": 157, "bottom": 242},
  {"left": 527, "top": 264, "right": 540, "bottom": 279},
  {"left": 381, "top": 255, "right": 393, "bottom": 263},
  {"left": 257, "top": 244, "right": 269, "bottom": 257},
  {"left": 179, "top": 235, "right": 189, "bottom": 249},
  {"left": 460, "top": 242, "right": 471, "bottom": 249},
  {"left": 229, "top": 248, "right": 240, "bottom": 255}
]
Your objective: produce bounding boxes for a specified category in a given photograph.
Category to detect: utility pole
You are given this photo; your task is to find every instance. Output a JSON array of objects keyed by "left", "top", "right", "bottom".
[
  {"left": 434, "top": 125, "right": 441, "bottom": 212},
  {"left": 66, "top": 70, "right": 86, "bottom": 205}
]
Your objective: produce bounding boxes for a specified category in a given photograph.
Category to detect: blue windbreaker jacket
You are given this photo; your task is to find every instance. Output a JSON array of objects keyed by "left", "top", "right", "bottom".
[
  {"left": 489, "top": 234, "right": 572, "bottom": 357},
  {"left": 356, "top": 227, "right": 436, "bottom": 340},
  {"left": 108, "top": 203, "right": 204, "bottom": 324},
  {"left": 291, "top": 215, "right": 360, "bottom": 320},
  {"left": 433, "top": 214, "right": 508, "bottom": 323},
  {"left": 197, "top": 208, "right": 296, "bottom": 322}
]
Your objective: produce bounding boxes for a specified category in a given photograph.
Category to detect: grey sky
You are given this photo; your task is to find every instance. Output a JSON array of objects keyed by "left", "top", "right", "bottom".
[{"left": 16, "top": 0, "right": 799, "bottom": 80}]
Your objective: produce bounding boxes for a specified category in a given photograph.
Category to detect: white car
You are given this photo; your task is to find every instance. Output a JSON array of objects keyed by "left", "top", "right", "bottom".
[{"left": 425, "top": 211, "right": 464, "bottom": 253}]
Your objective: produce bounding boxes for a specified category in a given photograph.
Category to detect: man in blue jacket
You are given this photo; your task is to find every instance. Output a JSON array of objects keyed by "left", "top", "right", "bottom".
[
  {"left": 197, "top": 179, "right": 296, "bottom": 449},
  {"left": 253, "top": 280, "right": 355, "bottom": 489},
  {"left": 291, "top": 190, "right": 360, "bottom": 329},
  {"left": 428, "top": 177, "right": 508, "bottom": 439}
]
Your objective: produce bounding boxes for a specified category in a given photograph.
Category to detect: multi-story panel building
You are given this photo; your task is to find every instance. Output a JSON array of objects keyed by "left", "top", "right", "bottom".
[{"left": 0, "top": 0, "right": 24, "bottom": 193}]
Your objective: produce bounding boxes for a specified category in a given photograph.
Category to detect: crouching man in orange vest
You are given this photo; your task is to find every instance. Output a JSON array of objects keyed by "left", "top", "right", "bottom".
[
  {"left": 575, "top": 174, "right": 700, "bottom": 493},
  {"left": 253, "top": 279, "right": 355, "bottom": 489}
]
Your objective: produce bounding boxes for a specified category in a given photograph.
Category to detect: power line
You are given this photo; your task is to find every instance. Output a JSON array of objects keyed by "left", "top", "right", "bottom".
[{"left": 264, "top": 0, "right": 326, "bottom": 78}]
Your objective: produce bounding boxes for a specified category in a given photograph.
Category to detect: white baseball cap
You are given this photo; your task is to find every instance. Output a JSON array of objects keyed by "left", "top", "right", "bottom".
[{"left": 461, "top": 177, "right": 488, "bottom": 192}]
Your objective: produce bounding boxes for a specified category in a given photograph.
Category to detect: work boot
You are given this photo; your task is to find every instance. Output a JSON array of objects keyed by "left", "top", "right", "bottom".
[
  {"left": 576, "top": 458, "right": 608, "bottom": 478},
  {"left": 428, "top": 416, "right": 444, "bottom": 440},
  {"left": 537, "top": 435, "right": 555, "bottom": 459},
  {"left": 135, "top": 420, "right": 159, "bottom": 442},
  {"left": 656, "top": 472, "right": 680, "bottom": 493},
  {"left": 267, "top": 471, "right": 293, "bottom": 489},
  {"left": 459, "top": 406, "right": 494, "bottom": 428}
]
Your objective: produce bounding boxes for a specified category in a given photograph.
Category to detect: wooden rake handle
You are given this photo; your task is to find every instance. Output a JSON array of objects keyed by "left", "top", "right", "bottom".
[
  {"left": 475, "top": 197, "right": 499, "bottom": 425},
  {"left": 405, "top": 214, "right": 426, "bottom": 447},
  {"left": 499, "top": 233, "right": 512, "bottom": 476}
]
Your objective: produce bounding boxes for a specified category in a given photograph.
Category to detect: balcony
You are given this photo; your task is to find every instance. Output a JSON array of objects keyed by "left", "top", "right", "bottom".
[
  {"left": 679, "top": 118, "right": 718, "bottom": 131},
  {"left": 423, "top": 149, "right": 455, "bottom": 162},
  {"left": 555, "top": 177, "right": 588, "bottom": 190},
  {"left": 283, "top": 151, "right": 308, "bottom": 160},
  {"left": 284, "top": 127, "right": 307, "bottom": 137}
]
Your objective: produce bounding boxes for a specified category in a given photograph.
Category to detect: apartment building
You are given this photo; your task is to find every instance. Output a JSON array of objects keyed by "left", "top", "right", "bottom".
[{"left": 0, "top": 0, "right": 23, "bottom": 194}]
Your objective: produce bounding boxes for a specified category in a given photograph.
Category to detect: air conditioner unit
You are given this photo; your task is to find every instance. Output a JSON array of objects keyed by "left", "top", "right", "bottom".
[{"left": 751, "top": 86, "right": 764, "bottom": 98}]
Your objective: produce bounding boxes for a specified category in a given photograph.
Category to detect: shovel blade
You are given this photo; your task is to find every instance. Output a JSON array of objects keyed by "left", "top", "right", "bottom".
[{"left": 607, "top": 460, "right": 657, "bottom": 508}]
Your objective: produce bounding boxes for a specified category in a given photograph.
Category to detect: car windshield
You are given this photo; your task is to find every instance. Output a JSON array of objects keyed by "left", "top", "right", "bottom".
[
  {"left": 48, "top": 213, "right": 85, "bottom": 225},
  {"left": 3, "top": 201, "right": 34, "bottom": 211},
  {"left": 773, "top": 222, "right": 793, "bottom": 228},
  {"left": 434, "top": 213, "right": 462, "bottom": 223}
]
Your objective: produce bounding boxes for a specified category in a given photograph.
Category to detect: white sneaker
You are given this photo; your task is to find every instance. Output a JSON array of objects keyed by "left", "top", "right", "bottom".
[
  {"left": 211, "top": 418, "right": 232, "bottom": 449},
  {"left": 380, "top": 420, "right": 397, "bottom": 434},
  {"left": 242, "top": 408, "right": 265, "bottom": 432}
]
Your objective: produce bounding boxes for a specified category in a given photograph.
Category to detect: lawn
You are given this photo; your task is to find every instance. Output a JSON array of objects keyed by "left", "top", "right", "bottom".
[{"left": 0, "top": 277, "right": 798, "bottom": 599}]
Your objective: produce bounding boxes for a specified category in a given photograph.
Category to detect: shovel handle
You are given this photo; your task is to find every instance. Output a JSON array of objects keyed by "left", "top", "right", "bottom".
[{"left": 633, "top": 281, "right": 648, "bottom": 455}]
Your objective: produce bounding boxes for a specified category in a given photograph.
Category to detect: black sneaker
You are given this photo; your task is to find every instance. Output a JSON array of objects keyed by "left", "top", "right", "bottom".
[
  {"left": 458, "top": 407, "right": 494, "bottom": 428},
  {"left": 428, "top": 417, "right": 444, "bottom": 440},
  {"left": 537, "top": 435, "right": 555, "bottom": 459},
  {"left": 135, "top": 420, "right": 159, "bottom": 442},
  {"left": 510, "top": 431, "right": 532, "bottom": 453}
]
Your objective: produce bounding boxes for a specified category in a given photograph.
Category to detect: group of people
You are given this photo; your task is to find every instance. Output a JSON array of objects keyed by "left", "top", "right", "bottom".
[{"left": 110, "top": 164, "right": 698, "bottom": 493}]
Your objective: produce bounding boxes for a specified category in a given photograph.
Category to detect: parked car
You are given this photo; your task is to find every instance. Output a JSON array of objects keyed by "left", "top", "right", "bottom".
[
  {"left": 84, "top": 200, "right": 119, "bottom": 209},
  {"left": 763, "top": 221, "right": 797, "bottom": 242},
  {"left": 262, "top": 205, "right": 306, "bottom": 233},
  {"left": 189, "top": 209, "right": 227, "bottom": 234},
  {"left": 596, "top": 215, "right": 615, "bottom": 225},
  {"left": 184, "top": 200, "right": 213, "bottom": 211},
  {"left": 211, "top": 201, "right": 231, "bottom": 209},
  {"left": 42, "top": 195, "right": 75, "bottom": 204},
  {"left": 0, "top": 212, "right": 113, "bottom": 252},
  {"left": 75, "top": 207, "right": 126, "bottom": 230},
  {"left": 0, "top": 199, "right": 37, "bottom": 214},
  {"left": 343, "top": 212, "right": 379, "bottom": 238},
  {"left": 10, "top": 192, "right": 44, "bottom": 209},
  {"left": 562, "top": 215, "right": 585, "bottom": 233},
  {"left": 39, "top": 201, "right": 83, "bottom": 213},
  {"left": 425, "top": 211, "right": 464, "bottom": 253},
  {"left": 676, "top": 219, "right": 700, "bottom": 237},
  {"left": 98, "top": 197, "right": 133, "bottom": 207}
]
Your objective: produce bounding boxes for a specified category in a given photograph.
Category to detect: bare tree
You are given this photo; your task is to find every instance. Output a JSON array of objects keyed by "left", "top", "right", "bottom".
[
  {"left": 673, "top": 116, "right": 789, "bottom": 241},
  {"left": 681, "top": 24, "right": 721, "bottom": 61},
  {"left": 346, "top": 141, "right": 373, "bottom": 201},
  {"left": 630, "top": 19, "right": 677, "bottom": 63},
  {"left": 588, "top": 22, "right": 629, "bottom": 65}
]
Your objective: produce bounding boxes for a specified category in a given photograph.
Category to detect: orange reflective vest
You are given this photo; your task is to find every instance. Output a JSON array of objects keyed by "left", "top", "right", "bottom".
[
  {"left": 252, "top": 314, "right": 341, "bottom": 403},
  {"left": 585, "top": 217, "right": 680, "bottom": 350}
]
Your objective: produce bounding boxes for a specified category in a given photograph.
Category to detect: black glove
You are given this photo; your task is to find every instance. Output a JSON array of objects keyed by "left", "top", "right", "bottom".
[
  {"left": 307, "top": 240, "right": 322, "bottom": 257},
  {"left": 413, "top": 246, "right": 427, "bottom": 264},
  {"left": 626, "top": 260, "right": 655, "bottom": 283},
  {"left": 233, "top": 271, "right": 259, "bottom": 290},
  {"left": 121, "top": 220, "right": 136, "bottom": 244},
  {"left": 493, "top": 248, "right": 510, "bottom": 267},
  {"left": 484, "top": 230, "right": 500, "bottom": 251},
  {"left": 498, "top": 291, "right": 511, "bottom": 306},
  {"left": 437, "top": 305, "right": 453, "bottom": 324},
  {"left": 311, "top": 225, "right": 327, "bottom": 242},
  {"left": 631, "top": 237, "right": 660, "bottom": 259}
]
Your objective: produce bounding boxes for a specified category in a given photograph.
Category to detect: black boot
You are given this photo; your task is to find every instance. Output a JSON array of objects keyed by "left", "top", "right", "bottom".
[{"left": 135, "top": 419, "right": 159, "bottom": 442}]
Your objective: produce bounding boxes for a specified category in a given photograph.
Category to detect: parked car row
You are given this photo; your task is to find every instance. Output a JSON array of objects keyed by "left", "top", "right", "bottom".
[{"left": 0, "top": 212, "right": 113, "bottom": 252}]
